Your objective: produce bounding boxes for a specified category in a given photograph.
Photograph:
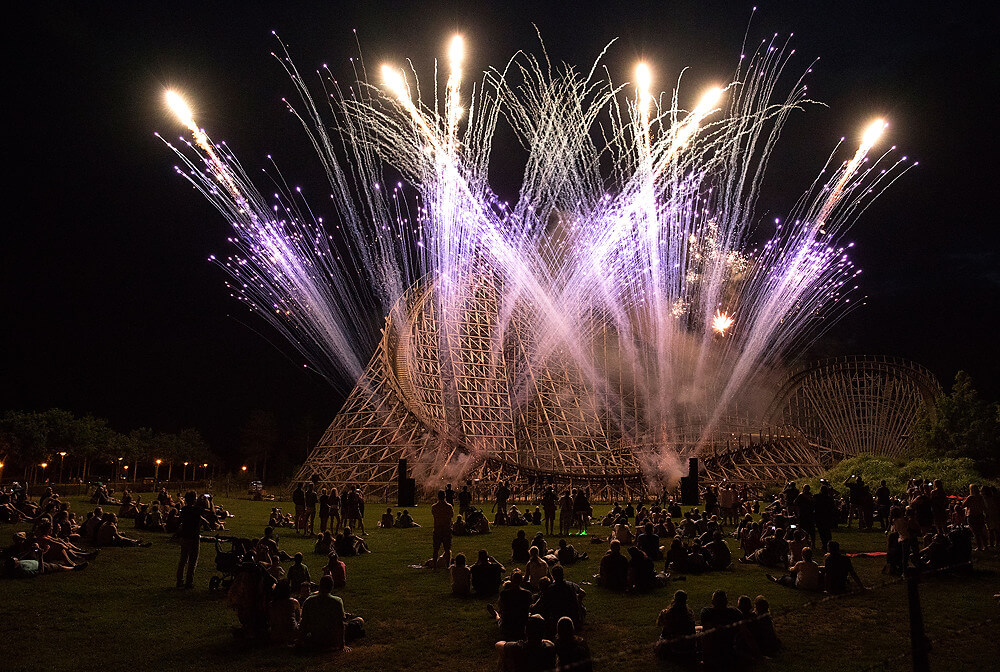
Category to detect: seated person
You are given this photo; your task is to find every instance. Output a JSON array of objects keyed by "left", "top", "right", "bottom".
[
  {"left": 146, "top": 504, "right": 166, "bottom": 532},
  {"left": 334, "top": 527, "right": 370, "bottom": 556},
  {"left": 531, "top": 507, "right": 542, "bottom": 526},
  {"left": 97, "top": 513, "right": 148, "bottom": 547},
  {"left": 598, "top": 540, "right": 629, "bottom": 591},
  {"left": 268, "top": 579, "right": 302, "bottom": 647},
  {"left": 554, "top": 616, "right": 592, "bottom": 672},
  {"left": 626, "top": 547, "right": 656, "bottom": 593},
  {"left": 664, "top": 537, "right": 689, "bottom": 573},
  {"left": 749, "top": 595, "right": 781, "bottom": 657},
  {"left": 323, "top": 552, "right": 347, "bottom": 589},
  {"left": 470, "top": 549, "right": 505, "bottom": 596},
  {"left": 556, "top": 538, "right": 587, "bottom": 565},
  {"left": 379, "top": 508, "right": 395, "bottom": 529},
  {"left": 287, "top": 552, "right": 311, "bottom": 593},
  {"left": 699, "top": 590, "right": 745, "bottom": 668},
  {"left": 768, "top": 546, "right": 821, "bottom": 590},
  {"left": 492, "top": 570, "right": 533, "bottom": 640},
  {"left": 705, "top": 532, "right": 732, "bottom": 570},
  {"left": 508, "top": 506, "right": 526, "bottom": 526},
  {"left": 524, "top": 546, "right": 550, "bottom": 591},
  {"left": 823, "top": 541, "right": 867, "bottom": 594},
  {"left": 511, "top": 530, "right": 531, "bottom": 563},
  {"left": 298, "top": 575, "right": 364, "bottom": 651},
  {"left": 314, "top": 530, "right": 334, "bottom": 556},
  {"left": 530, "top": 532, "right": 548, "bottom": 557},
  {"left": 613, "top": 522, "right": 634, "bottom": 546},
  {"left": 268, "top": 507, "right": 283, "bottom": 528},
  {"left": 397, "top": 509, "right": 419, "bottom": 528},
  {"left": 450, "top": 553, "right": 472, "bottom": 596},
  {"left": 636, "top": 523, "right": 662, "bottom": 561},
  {"left": 495, "top": 614, "right": 556, "bottom": 672},
  {"left": 532, "top": 564, "right": 584, "bottom": 631},
  {"left": 655, "top": 589, "right": 697, "bottom": 661},
  {"left": 452, "top": 515, "right": 468, "bottom": 535},
  {"left": 258, "top": 526, "right": 293, "bottom": 562}
]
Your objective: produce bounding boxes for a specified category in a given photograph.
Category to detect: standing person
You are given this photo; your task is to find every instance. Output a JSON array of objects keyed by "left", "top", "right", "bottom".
[
  {"left": 559, "top": 490, "right": 574, "bottom": 537},
  {"left": 292, "top": 483, "right": 306, "bottom": 535},
  {"left": 458, "top": 485, "right": 473, "bottom": 517},
  {"left": 304, "top": 483, "right": 319, "bottom": 537},
  {"left": 875, "top": 480, "right": 893, "bottom": 531},
  {"left": 814, "top": 484, "right": 836, "bottom": 551},
  {"left": 495, "top": 481, "right": 511, "bottom": 517},
  {"left": 318, "top": 488, "right": 331, "bottom": 533},
  {"left": 355, "top": 485, "right": 367, "bottom": 535},
  {"left": 445, "top": 483, "right": 455, "bottom": 506},
  {"left": 795, "top": 485, "right": 816, "bottom": 547},
  {"left": 542, "top": 486, "right": 558, "bottom": 536},
  {"left": 328, "top": 487, "right": 341, "bottom": 534},
  {"left": 574, "top": 489, "right": 591, "bottom": 534},
  {"left": 176, "top": 491, "right": 207, "bottom": 589},
  {"left": 431, "top": 490, "right": 454, "bottom": 571},
  {"left": 964, "top": 484, "right": 988, "bottom": 551}
]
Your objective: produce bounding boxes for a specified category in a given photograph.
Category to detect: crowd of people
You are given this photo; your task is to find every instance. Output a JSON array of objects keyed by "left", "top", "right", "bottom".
[{"left": 4, "top": 470, "right": 999, "bottom": 669}]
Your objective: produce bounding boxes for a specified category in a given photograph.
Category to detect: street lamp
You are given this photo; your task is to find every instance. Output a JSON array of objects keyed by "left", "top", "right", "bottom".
[
  {"left": 0, "top": 461, "right": 5, "bottom": 487},
  {"left": 154, "top": 459, "right": 162, "bottom": 491},
  {"left": 58, "top": 452, "right": 67, "bottom": 484},
  {"left": 40, "top": 462, "right": 48, "bottom": 484},
  {"left": 202, "top": 463, "right": 209, "bottom": 481},
  {"left": 123, "top": 464, "right": 129, "bottom": 480}
]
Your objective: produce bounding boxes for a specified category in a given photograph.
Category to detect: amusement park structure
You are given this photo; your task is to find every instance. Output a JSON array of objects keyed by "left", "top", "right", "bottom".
[{"left": 293, "top": 280, "right": 941, "bottom": 501}]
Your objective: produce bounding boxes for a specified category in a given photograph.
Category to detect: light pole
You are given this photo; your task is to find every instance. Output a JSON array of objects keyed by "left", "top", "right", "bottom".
[
  {"left": 123, "top": 464, "right": 129, "bottom": 481},
  {"left": 0, "top": 461, "right": 4, "bottom": 487},
  {"left": 40, "top": 462, "right": 48, "bottom": 484},
  {"left": 117, "top": 457, "right": 123, "bottom": 482},
  {"left": 154, "top": 459, "right": 162, "bottom": 492},
  {"left": 183, "top": 461, "right": 189, "bottom": 482},
  {"left": 58, "top": 452, "right": 67, "bottom": 484}
]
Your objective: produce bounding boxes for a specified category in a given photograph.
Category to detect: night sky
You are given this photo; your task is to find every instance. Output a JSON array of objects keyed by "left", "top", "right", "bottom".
[{"left": 5, "top": 2, "right": 998, "bottom": 461}]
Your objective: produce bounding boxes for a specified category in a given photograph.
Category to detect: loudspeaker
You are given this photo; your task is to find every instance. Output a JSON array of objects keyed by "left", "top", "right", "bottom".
[
  {"left": 397, "top": 459, "right": 415, "bottom": 507},
  {"left": 680, "top": 457, "right": 699, "bottom": 505}
]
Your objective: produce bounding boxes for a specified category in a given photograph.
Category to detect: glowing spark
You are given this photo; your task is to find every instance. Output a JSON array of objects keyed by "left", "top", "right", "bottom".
[
  {"left": 815, "top": 118, "right": 888, "bottom": 231},
  {"left": 380, "top": 64, "right": 442, "bottom": 153},
  {"left": 164, "top": 89, "right": 242, "bottom": 201},
  {"left": 713, "top": 310, "right": 735, "bottom": 336},
  {"left": 446, "top": 35, "right": 465, "bottom": 153}
]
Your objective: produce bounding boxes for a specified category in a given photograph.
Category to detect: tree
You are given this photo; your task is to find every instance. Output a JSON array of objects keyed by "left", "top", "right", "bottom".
[
  {"left": 241, "top": 410, "right": 279, "bottom": 485},
  {"left": 912, "top": 371, "right": 1000, "bottom": 476}
]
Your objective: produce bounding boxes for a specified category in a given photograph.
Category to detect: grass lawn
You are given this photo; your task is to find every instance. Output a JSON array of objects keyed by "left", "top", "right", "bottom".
[{"left": 3, "top": 495, "right": 997, "bottom": 671}]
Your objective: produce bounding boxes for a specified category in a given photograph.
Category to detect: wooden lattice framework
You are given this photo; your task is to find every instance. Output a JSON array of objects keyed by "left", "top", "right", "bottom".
[
  {"left": 766, "top": 355, "right": 939, "bottom": 459},
  {"left": 294, "top": 275, "right": 939, "bottom": 500}
]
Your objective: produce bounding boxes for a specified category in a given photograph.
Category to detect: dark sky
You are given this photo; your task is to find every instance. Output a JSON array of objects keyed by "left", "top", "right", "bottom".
[{"left": 5, "top": 2, "right": 998, "bottom": 460}]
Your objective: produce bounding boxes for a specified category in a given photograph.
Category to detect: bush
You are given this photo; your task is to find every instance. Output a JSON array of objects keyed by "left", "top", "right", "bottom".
[{"left": 809, "top": 454, "right": 991, "bottom": 495}]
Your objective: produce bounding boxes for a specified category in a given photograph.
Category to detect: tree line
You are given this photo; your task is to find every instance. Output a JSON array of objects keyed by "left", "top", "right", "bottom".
[{"left": 0, "top": 409, "right": 218, "bottom": 485}]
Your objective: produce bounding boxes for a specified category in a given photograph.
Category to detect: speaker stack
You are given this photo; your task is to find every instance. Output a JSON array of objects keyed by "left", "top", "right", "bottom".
[
  {"left": 397, "top": 458, "right": 416, "bottom": 507},
  {"left": 680, "top": 457, "right": 699, "bottom": 506}
]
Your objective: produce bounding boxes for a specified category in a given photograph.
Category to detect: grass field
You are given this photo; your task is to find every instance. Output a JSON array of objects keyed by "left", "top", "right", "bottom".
[{"left": 3, "top": 495, "right": 997, "bottom": 671}]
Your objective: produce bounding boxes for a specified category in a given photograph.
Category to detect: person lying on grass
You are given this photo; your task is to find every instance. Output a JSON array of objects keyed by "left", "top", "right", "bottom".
[
  {"left": 31, "top": 519, "right": 98, "bottom": 564},
  {"left": 4, "top": 545, "right": 87, "bottom": 577}
]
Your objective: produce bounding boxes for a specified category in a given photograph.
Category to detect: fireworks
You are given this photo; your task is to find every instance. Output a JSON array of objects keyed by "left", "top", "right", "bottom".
[{"left": 160, "top": 30, "right": 910, "bottom": 458}]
